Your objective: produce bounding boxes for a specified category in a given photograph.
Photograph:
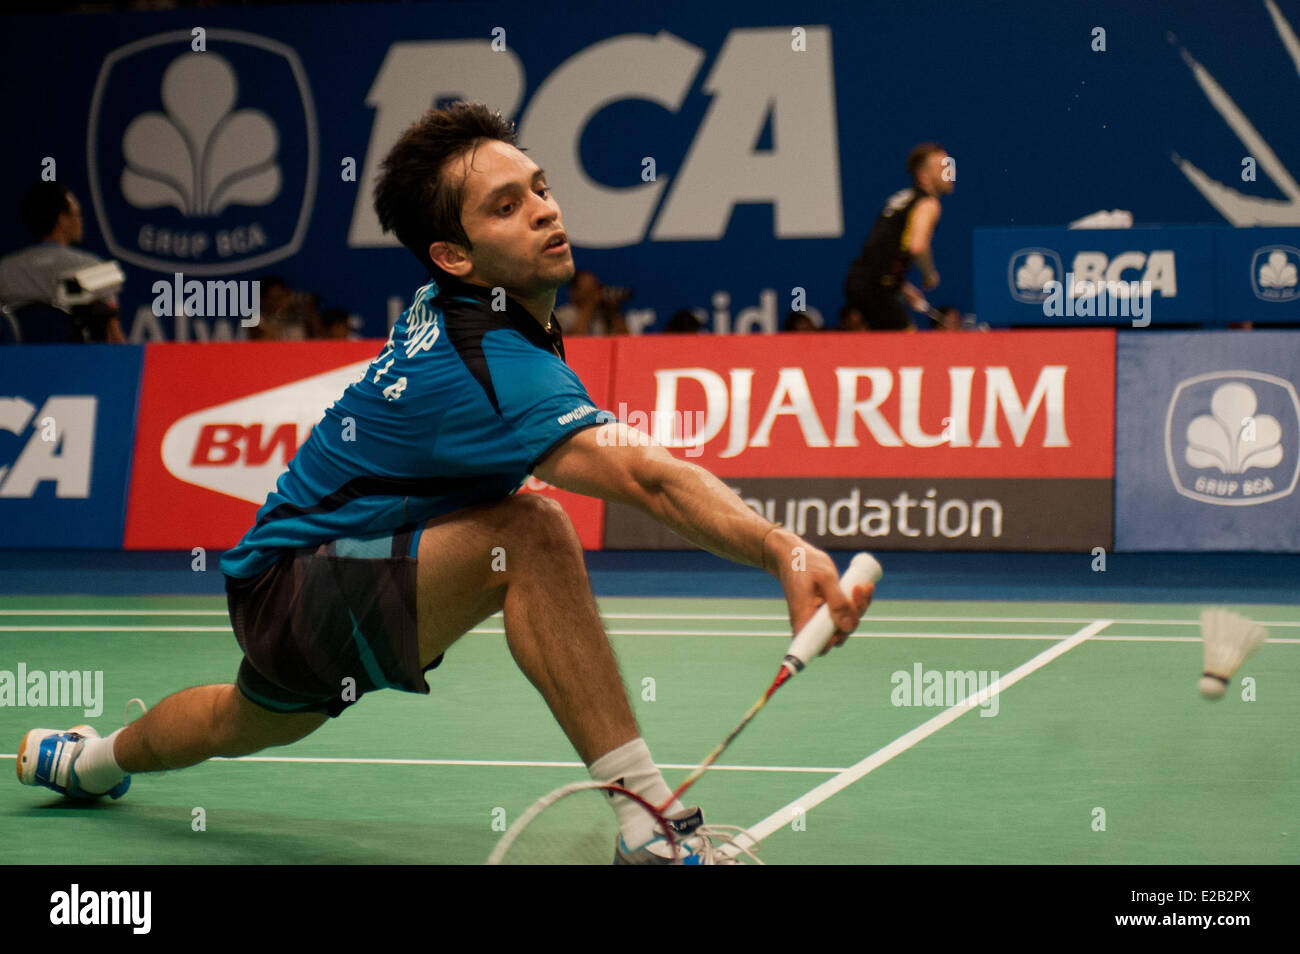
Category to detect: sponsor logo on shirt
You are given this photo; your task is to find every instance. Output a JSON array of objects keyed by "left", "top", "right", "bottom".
[{"left": 556, "top": 404, "right": 597, "bottom": 426}]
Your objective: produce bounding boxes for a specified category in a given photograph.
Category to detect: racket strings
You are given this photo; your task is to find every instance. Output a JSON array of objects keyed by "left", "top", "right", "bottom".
[
  {"left": 687, "top": 824, "right": 764, "bottom": 865},
  {"left": 487, "top": 780, "right": 676, "bottom": 865}
]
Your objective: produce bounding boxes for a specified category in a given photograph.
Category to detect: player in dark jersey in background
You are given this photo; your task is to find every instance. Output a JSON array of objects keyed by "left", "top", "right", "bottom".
[
  {"left": 843, "top": 143, "right": 954, "bottom": 330},
  {"left": 18, "top": 102, "right": 873, "bottom": 864}
]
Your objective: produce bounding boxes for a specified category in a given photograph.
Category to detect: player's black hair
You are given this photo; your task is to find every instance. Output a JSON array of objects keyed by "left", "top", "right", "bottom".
[
  {"left": 20, "top": 181, "right": 72, "bottom": 239},
  {"left": 373, "top": 101, "right": 519, "bottom": 281},
  {"left": 906, "top": 143, "right": 946, "bottom": 185},
  {"left": 782, "top": 310, "right": 817, "bottom": 332},
  {"left": 663, "top": 309, "right": 704, "bottom": 334}
]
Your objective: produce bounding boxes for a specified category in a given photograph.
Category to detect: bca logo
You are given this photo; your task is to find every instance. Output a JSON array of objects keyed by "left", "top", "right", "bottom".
[
  {"left": 88, "top": 30, "right": 318, "bottom": 276},
  {"left": 1250, "top": 246, "right": 1300, "bottom": 303},
  {"left": 1165, "top": 372, "right": 1300, "bottom": 506},
  {"left": 1007, "top": 248, "right": 1062, "bottom": 303}
]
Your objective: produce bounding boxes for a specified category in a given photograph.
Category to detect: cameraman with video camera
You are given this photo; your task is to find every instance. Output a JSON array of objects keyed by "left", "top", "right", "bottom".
[{"left": 0, "top": 182, "right": 126, "bottom": 344}]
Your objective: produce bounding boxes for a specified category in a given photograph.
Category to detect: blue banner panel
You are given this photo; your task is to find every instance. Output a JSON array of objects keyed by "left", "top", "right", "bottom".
[
  {"left": 973, "top": 227, "right": 1217, "bottom": 327},
  {"left": 1, "top": 1, "right": 1298, "bottom": 338},
  {"left": 0, "top": 346, "right": 143, "bottom": 548},
  {"left": 1116, "top": 332, "right": 1300, "bottom": 551},
  {"left": 1216, "top": 228, "right": 1300, "bottom": 324}
]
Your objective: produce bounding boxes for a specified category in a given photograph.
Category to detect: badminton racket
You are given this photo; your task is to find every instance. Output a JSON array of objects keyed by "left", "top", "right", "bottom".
[
  {"left": 658, "top": 552, "right": 881, "bottom": 811},
  {"left": 486, "top": 780, "right": 677, "bottom": 865},
  {"left": 484, "top": 552, "right": 882, "bottom": 864}
]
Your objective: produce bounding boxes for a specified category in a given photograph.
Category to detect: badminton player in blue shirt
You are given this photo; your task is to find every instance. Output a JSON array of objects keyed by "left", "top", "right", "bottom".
[{"left": 17, "top": 102, "right": 873, "bottom": 864}]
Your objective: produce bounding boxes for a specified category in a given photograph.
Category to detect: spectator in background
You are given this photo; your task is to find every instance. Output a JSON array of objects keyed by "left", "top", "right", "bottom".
[
  {"left": 320, "top": 308, "right": 355, "bottom": 340},
  {"left": 554, "top": 269, "right": 628, "bottom": 335},
  {"left": 251, "top": 275, "right": 292, "bottom": 340},
  {"left": 0, "top": 182, "right": 125, "bottom": 343},
  {"left": 927, "top": 305, "right": 988, "bottom": 331},
  {"left": 252, "top": 276, "right": 325, "bottom": 341},
  {"left": 844, "top": 142, "right": 954, "bottom": 331},
  {"left": 295, "top": 291, "right": 324, "bottom": 340},
  {"left": 782, "top": 310, "right": 818, "bottom": 332},
  {"left": 932, "top": 304, "right": 963, "bottom": 330},
  {"left": 662, "top": 308, "right": 705, "bottom": 334},
  {"left": 838, "top": 305, "right": 867, "bottom": 331}
]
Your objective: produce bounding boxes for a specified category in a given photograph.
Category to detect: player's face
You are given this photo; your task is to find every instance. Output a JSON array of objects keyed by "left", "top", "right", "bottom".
[
  {"left": 450, "top": 140, "right": 574, "bottom": 296},
  {"left": 924, "top": 152, "right": 955, "bottom": 196},
  {"left": 62, "top": 193, "right": 85, "bottom": 244}
]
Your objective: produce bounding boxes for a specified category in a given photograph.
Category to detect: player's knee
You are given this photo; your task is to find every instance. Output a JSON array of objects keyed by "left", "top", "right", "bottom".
[{"left": 500, "top": 493, "right": 577, "bottom": 547}]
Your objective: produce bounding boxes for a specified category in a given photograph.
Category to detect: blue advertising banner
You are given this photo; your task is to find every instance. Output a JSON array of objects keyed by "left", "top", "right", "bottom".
[
  {"left": 973, "top": 227, "right": 1217, "bottom": 327},
  {"left": 0, "top": 346, "right": 144, "bottom": 548},
  {"left": 1, "top": 1, "right": 1298, "bottom": 339},
  {"left": 1116, "top": 331, "right": 1300, "bottom": 551},
  {"left": 1216, "top": 228, "right": 1300, "bottom": 324}
]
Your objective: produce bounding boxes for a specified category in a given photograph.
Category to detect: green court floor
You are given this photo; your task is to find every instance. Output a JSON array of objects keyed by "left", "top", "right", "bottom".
[{"left": 1, "top": 596, "right": 1296, "bottom": 864}]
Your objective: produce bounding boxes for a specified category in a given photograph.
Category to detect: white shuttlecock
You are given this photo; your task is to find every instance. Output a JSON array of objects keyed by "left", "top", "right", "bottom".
[{"left": 1199, "top": 608, "right": 1268, "bottom": 699}]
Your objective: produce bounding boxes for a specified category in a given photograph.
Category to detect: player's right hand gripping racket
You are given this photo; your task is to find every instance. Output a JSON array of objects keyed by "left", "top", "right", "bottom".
[{"left": 486, "top": 553, "right": 882, "bottom": 864}]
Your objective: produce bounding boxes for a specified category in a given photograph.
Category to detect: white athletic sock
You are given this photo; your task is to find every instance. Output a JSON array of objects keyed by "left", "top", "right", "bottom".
[
  {"left": 74, "top": 728, "right": 127, "bottom": 794},
  {"left": 588, "top": 737, "right": 685, "bottom": 849}
]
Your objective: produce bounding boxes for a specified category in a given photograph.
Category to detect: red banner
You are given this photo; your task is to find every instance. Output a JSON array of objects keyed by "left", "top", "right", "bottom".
[
  {"left": 125, "top": 342, "right": 378, "bottom": 549},
  {"left": 516, "top": 339, "right": 612, "bottom": 549},
  {"left": 124, "top": 339, "right": 613, "bottom": 550},
  {"left": 123, "top": 333, "right": 1111, "bottom": 552},
  {"left": 607, "top": 330, "right": 1114, "bottom": 478}
]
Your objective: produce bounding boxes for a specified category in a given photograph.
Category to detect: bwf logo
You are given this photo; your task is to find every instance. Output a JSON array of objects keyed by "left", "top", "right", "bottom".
[
  {"left": 88, "top": 30, "right": 318, "bottom": 276},
  {"left": 1165, "top": 372, "right": 1300, "bottom": 506},
  {"left": 160, "top": 360, "right": 371, "bottom": 504}
]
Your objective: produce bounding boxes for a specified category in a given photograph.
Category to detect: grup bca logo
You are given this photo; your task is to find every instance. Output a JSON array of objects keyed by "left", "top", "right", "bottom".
[
  {"left": 1251, "top": 246, "right": 1300, "bottom": 302},
  {"left": 88, "top": 30, "right": 318, "bottom": 276},
  {"left": 1165, "top": 372, "right": 1300, "bottom": 506},
  {"left": 1007, "top": 248, "right": 1061, "bottom": 304}
]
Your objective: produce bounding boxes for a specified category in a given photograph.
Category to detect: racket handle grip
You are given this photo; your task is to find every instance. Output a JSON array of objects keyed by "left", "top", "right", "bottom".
[{"left": 784, "top": 553, "right": 882, "bottom": 672}]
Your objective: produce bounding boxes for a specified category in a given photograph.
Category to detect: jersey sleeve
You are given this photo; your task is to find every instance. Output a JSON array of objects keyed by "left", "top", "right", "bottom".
[{"left": 480, "top": 327, "right": 614, "bottom": 469}]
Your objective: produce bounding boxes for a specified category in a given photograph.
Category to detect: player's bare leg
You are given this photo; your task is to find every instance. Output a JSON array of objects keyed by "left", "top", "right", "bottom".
[
  {"left": 118, "top": 492, "right": 636, "bottom": 774},
  {"left": 18, "top": 683, "right": 326, "bottom": 799},
  {"left": 415, "top": 493, "right": 637, "bottom": 764},
  {"left": 416, "top": 493, "right": 696, "bottom": 859},
  {"left": 114, "top": 684, "right": 327, "bottom": 772}
]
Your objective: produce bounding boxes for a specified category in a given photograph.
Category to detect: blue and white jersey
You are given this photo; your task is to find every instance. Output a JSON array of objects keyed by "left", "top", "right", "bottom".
[{"left": 220, "top": 275, "right": 612, "bottom": 580}]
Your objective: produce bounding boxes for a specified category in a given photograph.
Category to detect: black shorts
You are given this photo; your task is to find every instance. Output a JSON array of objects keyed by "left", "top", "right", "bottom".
[
  {"left": 225, "top": 524, "right": 442, "bottom": 718},
  {"left": 845, "top": 272, "right": 912, "bottom": 331},
  {"left": 857, "top": 292, "right": 912, "bottom": 330}
]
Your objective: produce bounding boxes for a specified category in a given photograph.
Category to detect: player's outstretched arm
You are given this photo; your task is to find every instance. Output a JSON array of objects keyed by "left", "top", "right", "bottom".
[
  {"left": 908, "top": 196, "right": 941, "bottom": 288},
  {"left": 534, "top": 422, "right": 869, "bottom": 642}
]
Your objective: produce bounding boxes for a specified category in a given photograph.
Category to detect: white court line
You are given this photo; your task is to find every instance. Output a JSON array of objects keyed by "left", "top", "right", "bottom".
[
  {"left": 603, "top": 613, "right": 1300, "bottom": 626},
  {"left": 0, "top": 752, "right": 842, "bottom": 774},
  {"left": 0, "top": 610, "right": 226, "bottom": 616},
  {"left": 0, "top": 623, "right": 1296, "bottom": 644},
  {"left": 471, "top": 628, "right": 1300, "bottom": 644},
  {"left": 1, "top": 609, "right": 1297, "bottom": 627},
  {"left": 0, "top": 626, "right": 232, "bottom": 632},
  {"left": 721, "top": 619, "right": 1114, "bottom": 858}
]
